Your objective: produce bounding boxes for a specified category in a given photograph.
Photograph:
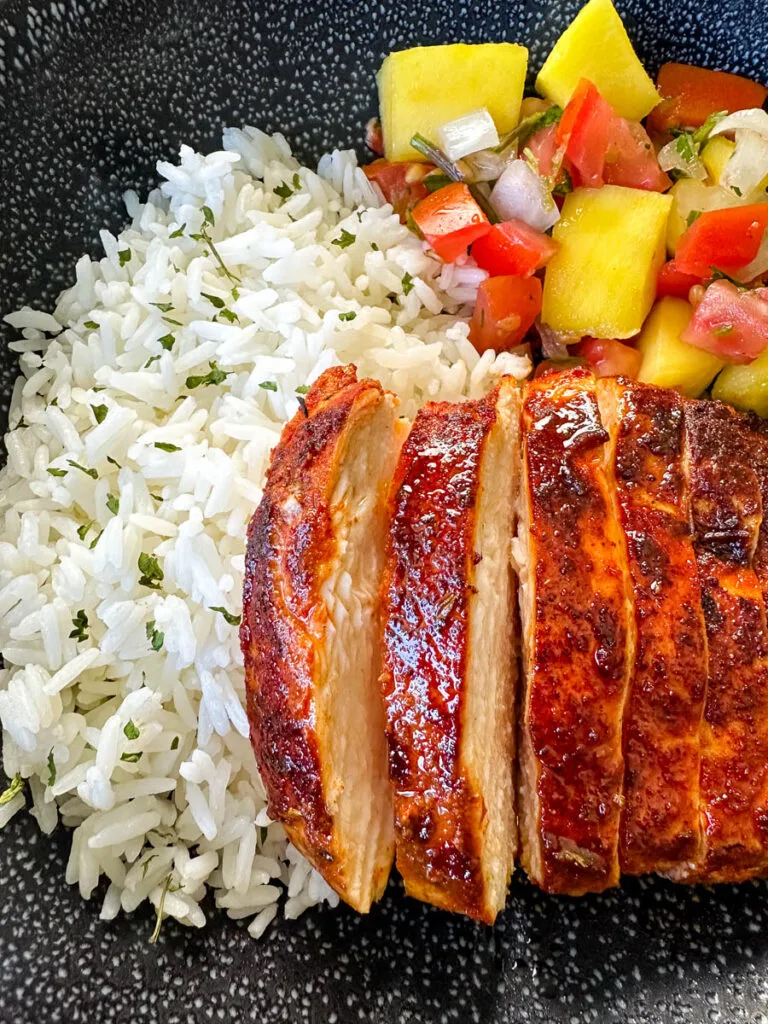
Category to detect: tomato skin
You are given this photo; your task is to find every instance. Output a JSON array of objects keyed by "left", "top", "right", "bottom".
[
  {"left": 527, "top": 124, "right": 564, "bottom": 181},
  {"left": 471, "top": 219, "right": 559, "bottom": 278},
  {"left": 603, "top": 119, "right": 671, "bottom": 193},
  {"left": 575, "top": 338, "right": 642, "bottom": 378},
  {"left": 469, "top": 276, "right": 543, "bottom": 353},
  {"left": 682, "top": 279, "right": 768, "bottom": 363},
  {"left": 557, "top": 79, "right": 614, "bottom": 188},
  {"left": 647, "top": 62, "right": 768, "bottom": 137},
  {"left": 674, "top": 205, "right": 768, "bottom": 278},
  {"left": 657, "top": 260, "right": 705, "bottom": 299},
  {"left": 363, "top": 159, "right": 434, "bottom": 221},
  {"left": 411, "top": 183, "right": 490, "bottom": 263}
]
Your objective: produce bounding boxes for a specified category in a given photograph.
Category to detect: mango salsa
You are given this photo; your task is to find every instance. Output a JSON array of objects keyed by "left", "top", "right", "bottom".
[
  {"left": 542, "top": 186, "right": 672, "bottom": 339},
  {"left": 666, "top": 179, "right": 746, "bottom": 255},
  {"left": 712, "top": 350, "right": 768, "bottom": 416},
  {"left": 378, "top": 44, "right": 528, "bottom": 163},
  {"left": 535, "top": 0, "right": 660, "bottom": 121},
  {"left": 637, "top": 297, "right": 724, "bottom": 397}
]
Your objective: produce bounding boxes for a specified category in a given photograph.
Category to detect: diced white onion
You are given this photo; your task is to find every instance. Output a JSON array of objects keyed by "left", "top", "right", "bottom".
[
  {"left": 711, "top": 108, "right": 768, "bottom": 140},
  {"left": 438, "top": 108, "right": 500, "bottom": 162},
  {"left": 458, "top": 149, "right": 507, "bottom": 183},
  {"left": 722, "top": 129, "right": 768, "bottom": 200},
  {"left": 736, "top": 231, "right": 768, "bottom": 283},
  {"left": 490, "top": 160, "right": 560, "bottom": 232},
  {"left": 657, "top": 139, "right": 706, "bottom": 181}
]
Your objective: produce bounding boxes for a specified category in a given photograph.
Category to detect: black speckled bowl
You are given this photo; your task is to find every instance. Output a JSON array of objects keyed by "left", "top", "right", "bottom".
[{"left": 2, "top": 1, "right": 768, "bottom": 1022}]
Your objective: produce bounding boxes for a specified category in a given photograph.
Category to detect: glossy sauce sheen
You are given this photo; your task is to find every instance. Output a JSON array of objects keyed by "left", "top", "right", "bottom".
[
  {"left": 380, "top": 389, "right": 501, "bottom": 921},
  {"left": 241, "top": 366, "right": 377, "bottom": 877},
  {"left": 599, "top": 379, "right": 708, "bottom": 875},
  {"left": 682, "top": 401, "right": 768, "bottom": 882},
  {"left": 521, "top": 369, "right": 633, "bottom": 894}
]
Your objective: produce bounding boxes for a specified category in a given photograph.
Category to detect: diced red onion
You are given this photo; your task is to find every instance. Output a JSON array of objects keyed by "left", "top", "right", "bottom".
[
  {"left": 490, "top": 160, "right": 560, "bottom": 232},
  {"left": 536, "top": 319, "right": 580, "bottom": 358},
  {"left": 438, "top": 109, "right": 500, "bottom": 162}
]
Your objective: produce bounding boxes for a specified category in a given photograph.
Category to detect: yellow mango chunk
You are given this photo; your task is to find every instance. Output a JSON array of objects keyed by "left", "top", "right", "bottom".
[
  {"left": 712, "top": 349, "right": 768, "bottom": 415},
  {"left": 542, "top": 186, "right": 672, "bottom": 339},
  {"left": 702, "top": 136, "right": 736, "bottom": 186},
  {"left": 378, "top": 44, "right": 528, "bottom": 163},
  {"left": 637, "top": 297, "right": 724, "bottom": 397},
  {"left": 535, "top": 0, "right": 659, "bottom": 121}
]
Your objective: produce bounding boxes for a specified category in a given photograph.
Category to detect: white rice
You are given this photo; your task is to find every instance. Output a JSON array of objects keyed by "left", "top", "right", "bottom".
[{"left": 0, "top": 126, "right": 529, "bottom": 937}]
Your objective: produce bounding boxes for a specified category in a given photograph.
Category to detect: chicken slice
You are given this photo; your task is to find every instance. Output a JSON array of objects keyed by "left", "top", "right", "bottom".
[
  {"left": 241, "top": 365, "right": 409, "bottom": 912},
  {"left": 671, "top": 401, "right": 768, "bottom": 883},
  {"left": 380, "top": 379, "right": 520, "bottom": 923},
  {"left": 517, "top": 368, "right": 635, "bottom": 895},
  {"left": 597, "top": 378, "right": 708, "bottom": 876}
]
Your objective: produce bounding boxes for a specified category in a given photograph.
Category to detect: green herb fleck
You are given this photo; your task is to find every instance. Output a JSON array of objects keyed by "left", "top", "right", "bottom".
[
  {"left": 150, "top": 301, "right": 175, "bottom": 313},
  {"left": 217, "top": 308, "right": 238, "bottom": 324},
  {"left": 77, "top": 521, "right": 93, "bottom": 541},
  {"left": 169, "top": 224, "right": 186, "bottom": 238},
  {"left": 124, "top": 720, "right": 140, "bottom": 741},
  {"left": 106, "top": 456, "right": 121, "bottom": 468},
  {"left": 185, "top": 361, "right": 228, "bottom": 390},
  {"left": 401, "top": 272, "right": 415, "bottom": 296},
  {"left": 339, "top": 311, "right": 357, "bottom": 322},
  {"left": 732, "top": 185, "right": 743, "bottom": 197},
  {"left": 0, "top": 774, "right": 24, "bottom": 806},
  {"left": 92, "top": 404, "right": 108, "bottom": 424},
  {"left": 150, "top": 872, "right": 174, "bottom": 944},
  {"left": 370, "top": 242, "right": 379, "bottom": 251},
  {"left": 552, "top": 168, "right": 574, "bottom": 197},
  {"left": 47, "top": 751, "right": 56, "bottom": 787},
  {"left": 89, "top": 529, "right": 103, "bottom": 550},
  {"left": 106, "top": 493, "right": 120, "bottom": 516},
  {"left": 710, "top": 267, "right": 750, "bottom": 289},
  {"left": 151, "top": 493, "right": 163, "bottom": 502},
  {"left": 145, "top": 354, "right": 161, "bottom": 368},
  {"left": 120, "top": 751, "right": 143, "bottom": 764},
  {"left": 118, "top": 249, "right": 131, "bottom": 267},
  {"left": 675, "top": 133, "right": 696, "bottom": 163},
  {"left": 259, "top": 381, "right": 278, "bottom": 392},
  {"left": 170, "top": 736, "right": 180, "bottom": 751},
  {"left": 295, "top": 385, "right": 310, "bottom": 395},
  {"left": 274, "top": 182, "right": 294, "bottom": 200},
  {"left": 202, "top": 205, "right": 215, "bottom": 227},
  {"left": 423, "top": 171, "right": 454, "bottom": 194},
  {"left": 686, "top": 210, "right": 703, "bottom": 228},
  {"left": 158, "top": 333, "right": 175, "bottom": 351},
  {"left": 138, "top": 552, "right": 164, "bottom": 590},
  {"left": 67, "top": 460, "right": 98, "bottom": 480},
  {"left": 210, "top": 605, "right": 242, "bottom": 626},
  {"left": 84, "top": 320, "right": 99, "bottom": 330},
  {"left": 69, "top": 609, "right": 89, "bottom": 642},
  {"left": 153, "top": 442, "right": 181, "bottom": 452},
  {"left": 162, "top": 316, "right": 184, "bottom": 327},
  {"left": 202, "top": 292, "right": 226, "bottom": 309},
  {"left": 332, "top": 228, "right": 356, "bottom": 249},
  {"left": 47, "top": 467, "right": 67, "bottom": 478}
]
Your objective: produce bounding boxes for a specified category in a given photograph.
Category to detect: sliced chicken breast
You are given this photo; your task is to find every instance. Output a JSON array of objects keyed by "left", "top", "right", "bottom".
[
  {"left": 241, "top": 366, "right": 409, "bottom": 913},
  {"left": 517, "top": 368, "right": 635, "bottom": 895},
  {"left": 672, "top": 401, "right": 768, "bottom": 883},
  {"left": 380, "top": 379, "right": 520, "bottom": 923},
  {"left": 597, "top": 378, "right": 708, "bottom": 876}
]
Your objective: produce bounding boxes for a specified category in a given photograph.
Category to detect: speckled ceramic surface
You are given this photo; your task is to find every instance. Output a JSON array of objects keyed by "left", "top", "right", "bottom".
[{"left": 2, "top": 1, "right": 768, "bottom": 1022}]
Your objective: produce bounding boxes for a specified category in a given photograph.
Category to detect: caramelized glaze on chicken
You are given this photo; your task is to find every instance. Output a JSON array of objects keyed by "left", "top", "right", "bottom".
[
  {"left": 241, "top": 366, "right": 408, "bottom": 912},
  {"left": 673, "top": 401, "right": 768, "bottom": 883},
  {"left": 517, "top": 368, "right": 635, "bottom": 895},
  {"left": 380, "top": 379, "right": 520, "bottom": 923},
  {"left": 597, "top": 378, "right": 708, "bottom": 876}
]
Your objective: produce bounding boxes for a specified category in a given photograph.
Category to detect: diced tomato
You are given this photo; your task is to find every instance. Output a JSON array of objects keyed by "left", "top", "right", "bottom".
[
  {"left": 682, "top": 279, "right": 768, "bottom": 363},
  {"left": 674, "top": 205, "right": 768, "bottom": 278},
  {"left": 575, "top": 338, "right": 642, "bottom": 378},
  {"left": 527, "top": 123, "right": 564, "bottom": 181},
  {"left": 469, "top": 276, "right": 542, "bottom": 353},
  {"left": 471, "top": 219, "right": 559, "bottom": 278},
  {"left": 365, "top": 117, "right": 384, "bottom": 157},
  {"left": 657, "top": 260, "right": 705, "bottom": 299},
  {"left": 556, "top": 79, "right": 615, "bottom": 188},
  {"left": 411, "top": 183, "right": 490, "bottom": 263},
  {"left": 603, "top": 119, "right": 671, "bottom": 192},
  {"left": 363, "top": 159, "right": 434, "bottom": 221},
  {"left": 647, "top": 63, "right": 768, "bottom": 138}
]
